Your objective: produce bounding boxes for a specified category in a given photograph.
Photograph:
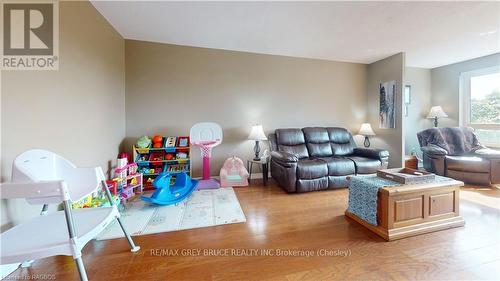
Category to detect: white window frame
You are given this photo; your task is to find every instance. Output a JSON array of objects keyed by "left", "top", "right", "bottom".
[{"left": 459, "top": 65, "right": 500, "bottom": 147}]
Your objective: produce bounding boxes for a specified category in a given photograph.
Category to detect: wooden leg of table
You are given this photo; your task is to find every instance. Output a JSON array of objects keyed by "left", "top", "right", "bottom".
[
  {"left": 263, "top": 163, "right": 268, "bottom": 185},
  {"left": 248, "top": 162, "right": 253, "bottom": 181}
]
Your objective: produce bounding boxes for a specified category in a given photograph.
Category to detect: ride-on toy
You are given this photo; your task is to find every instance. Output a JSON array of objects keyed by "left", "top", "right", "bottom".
[{"left": 141, "top": 172, "right": 198, "bottom": 205}]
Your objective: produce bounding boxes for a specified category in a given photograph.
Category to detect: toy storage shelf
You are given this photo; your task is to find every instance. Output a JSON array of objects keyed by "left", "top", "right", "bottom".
[{"left": 133, "top": 136, "right": 191, "bottom": 189}]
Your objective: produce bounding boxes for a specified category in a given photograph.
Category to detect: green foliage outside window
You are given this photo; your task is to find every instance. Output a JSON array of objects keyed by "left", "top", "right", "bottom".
[{"left": 471, "top": 90, "right": 500, "bottom": 124}]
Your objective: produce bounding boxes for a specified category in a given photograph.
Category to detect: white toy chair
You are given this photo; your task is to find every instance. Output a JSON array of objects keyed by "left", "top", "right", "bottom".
[
  {"left": 0, "top": 149, "right": 140, "bottom": 281},
  {"left": 219, "top": 156, "right": 249, "bottom": 187}
]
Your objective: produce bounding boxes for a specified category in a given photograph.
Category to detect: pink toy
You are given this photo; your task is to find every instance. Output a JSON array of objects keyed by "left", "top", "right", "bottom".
[
  {"left": 220, "top": 156, "right": 249, "bottom": 187},
  {"left": 113, "top": 155, "right": 143, "bottom": 202},
  {"left": 190, "top": 122, "right": 223, "bottom": 189}
]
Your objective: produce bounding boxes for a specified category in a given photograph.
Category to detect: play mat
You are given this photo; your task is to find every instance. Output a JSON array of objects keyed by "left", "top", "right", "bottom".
[{"left": 96, "top": 187, "right": 246, "bottom": 240}]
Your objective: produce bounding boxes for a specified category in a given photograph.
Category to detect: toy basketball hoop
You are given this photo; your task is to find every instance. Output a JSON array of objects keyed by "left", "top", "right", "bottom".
[{"left": 190, "top": 122, "right": 223, "bottom": 189}]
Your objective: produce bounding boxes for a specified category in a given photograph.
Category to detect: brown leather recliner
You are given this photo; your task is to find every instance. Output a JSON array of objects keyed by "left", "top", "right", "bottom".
[
  {"left": 269, "top": 127, "right": 389, "bottom": 193},
  {"left": 417, "top": 127, "right": 500, "bottom": 185}
]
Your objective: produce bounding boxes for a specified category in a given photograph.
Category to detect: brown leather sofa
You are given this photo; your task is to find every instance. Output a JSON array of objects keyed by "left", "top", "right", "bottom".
[
  {"left": 417, "top": 127, "right": 500, "bottom": 185},
  {"left": 269, "top": 127, "right": 389, "bottom": 193}
]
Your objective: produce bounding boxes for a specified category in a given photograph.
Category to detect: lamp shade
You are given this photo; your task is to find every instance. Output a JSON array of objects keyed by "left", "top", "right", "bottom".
[
  {"left": 359, "top": 123, "right": 375, "bottom": 136},
  {"left": 427, "top": 106, "right": 448, "bottom": 119},
  {"left": 248, "top": 125, "right": 267, "bottom": 140}
]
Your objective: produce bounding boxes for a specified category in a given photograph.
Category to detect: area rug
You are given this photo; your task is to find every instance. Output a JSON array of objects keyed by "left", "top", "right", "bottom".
[{"left": 96, "top": 187, "right": 246, "bottom": 240}]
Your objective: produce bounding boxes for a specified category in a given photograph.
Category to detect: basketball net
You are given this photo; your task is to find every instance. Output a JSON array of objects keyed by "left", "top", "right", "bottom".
[{"left": 193, "top": 141, "right": 218, "bottom": 158}]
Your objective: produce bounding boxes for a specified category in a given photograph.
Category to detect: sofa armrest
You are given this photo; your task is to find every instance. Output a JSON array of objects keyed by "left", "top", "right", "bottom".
[
  {"left": 421, "top": 144, "right": 448, "bottom": 156},
  {"left": 353, "top": 147, "right": 389, "bottom": 160},
  {"left": 271, "top": 151, "right": 298, "bottom": 165},
  {"left": 473, "top": 148, "right": 500, "bottom": 159}
]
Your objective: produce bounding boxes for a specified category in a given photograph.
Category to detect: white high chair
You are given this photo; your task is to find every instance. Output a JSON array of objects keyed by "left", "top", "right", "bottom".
[{"left": 0, "top": 149, "right": 140, "bottom": 281}]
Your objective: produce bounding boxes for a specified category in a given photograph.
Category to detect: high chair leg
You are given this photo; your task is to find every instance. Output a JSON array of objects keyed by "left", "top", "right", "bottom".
[
  {"left": 116, "top": 216, "right": 141, "bottom": 252},
  {"left": 101, "top": 180, "right": 141, "bottom": 252},
  {"left": 74, "top": 257, "right": 88, "bottom": 281}
]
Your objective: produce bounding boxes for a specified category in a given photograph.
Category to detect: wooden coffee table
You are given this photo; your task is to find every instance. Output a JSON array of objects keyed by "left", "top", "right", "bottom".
[{"left": 345, "top": 178, "right": 465, "bottom": 241}]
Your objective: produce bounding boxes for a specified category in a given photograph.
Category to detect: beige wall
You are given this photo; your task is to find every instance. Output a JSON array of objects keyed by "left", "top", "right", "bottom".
[
  {"left": 431, "top": 53, "right": 500, "bottom": 127},
  {"left": 404, "top": 67, "right": 432, "bottom": 156},
  {"left": 125, "top": 40, "right": 368, "bottom": 177},
  {"left": 366, "top": 53, "right": 405, "bottom": 168},
  {"left": 1, "top": 1, "right": 125, "bottom": 229}
]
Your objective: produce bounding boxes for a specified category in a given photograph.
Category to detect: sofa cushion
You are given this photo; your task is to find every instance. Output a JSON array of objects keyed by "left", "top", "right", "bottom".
[
  {"left": 306, "top": 143, "right": 333, "bottom": 157},
  {"left": 297, "top": 159, "right": 328, "bottom": 179},
  {"left": 347, "top": 156, "right": 381, "bottom": 174},
  {"left": 303, "top": 127, "right": 333, "bottom": 157},
  {"left": 326, "top": 127, "right": 355, "bottom": 156},
  {"left": 318, "top": 157, "right": 355, "bottom": 176},
  {"left": 278, "top": 145, "right": 309, "bottom": 159},
  {"left": 276, "top": 128, "right": 309, "bottom": 159},
  {"left": 276, "top": 128, "right": 305, "bottom": 146},
  {"left": 446, "top": 155, "right": 490, "bottom": 173}
]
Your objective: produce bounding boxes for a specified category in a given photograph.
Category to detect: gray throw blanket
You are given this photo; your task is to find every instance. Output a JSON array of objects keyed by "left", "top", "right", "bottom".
[
  {"left": 417, "top": 127, "right": 483, "bottom": 155},
  {"left": 347, "top": 176, "right": 400, "bottom": 226}
]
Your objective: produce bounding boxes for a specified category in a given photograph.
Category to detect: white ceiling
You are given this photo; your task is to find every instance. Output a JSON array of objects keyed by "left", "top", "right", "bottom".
[{"left": 91, "top": 1, "right": 500, "bottom": 68}]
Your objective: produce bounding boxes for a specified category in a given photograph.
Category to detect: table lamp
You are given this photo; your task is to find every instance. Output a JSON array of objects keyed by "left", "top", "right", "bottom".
[
  {"left": 359, "top": 123, "right": 375, "bottom": 148},
  {"left": 427, "top": 106, "right": 448, "bottom": 127},
  {"left": 248, "top": 125, "right": 267, "bottom": 160}
]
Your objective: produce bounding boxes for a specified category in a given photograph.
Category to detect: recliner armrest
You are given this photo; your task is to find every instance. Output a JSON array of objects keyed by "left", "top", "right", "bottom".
[
  {"left": 473, "top": 148, "right": 500, "bottom": 159},
  {"left": 271, "top": 151, "right": 298, "bottom": 164},
  {"left": 421, "top": 145, "right": 448, "bottom": 156},
  {"left": 353, "top": 148, "right": 389, "bottom": 160}
]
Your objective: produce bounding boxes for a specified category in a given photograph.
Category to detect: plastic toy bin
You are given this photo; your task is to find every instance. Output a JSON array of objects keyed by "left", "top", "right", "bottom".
[
  {"left": 176, "top": 136, "right": 190, "bottom": 148},
  {"left": 135, "top": 153, "right": 149, "bottom": 164},
  {"left": 135, "top": 145, "right": 150, "bottom": 154},
  {"left": 149, "top": 152, "right": 165, "bottom": 163}
]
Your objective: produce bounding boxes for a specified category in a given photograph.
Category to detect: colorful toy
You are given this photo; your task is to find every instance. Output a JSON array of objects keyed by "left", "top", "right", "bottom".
[
  {"left": 136, "top": 135, "right": 151, "bottom": 148},
  {"left": 220, "top": 156, "right": 249, "bottom": 187},
  {"left": 137, "top": 154, "right": 148, "bottom": 162},
  {"left": 113, "top": 154, "right": 143, "bottom": 203},
  {"left": 118, "top": 152, "right": 132, "bottom": 164},
  {"left": 106, "top": 180, "right": 118, "bottom": 195},
  {"left": 149, "top": 152, "right": 165, "bottom": 162},
  {"left": 152, "top": 135, "right": 163, "bottom": 148},
  {"left": 167, "top": 164, "right": 188, "bottom": 173},
  {"left": 165, "top": 137, "right": 176, "bottom": 148},
  {"left": 72, "top": 184, "right": 121, "bottom": 209},
  {"left": 72, "top": 194, "right": 120, "bottom": 209},
  {"left": 190, "top": 122, "right": 223, "bottom": 189},
  {"left": 176, "top": 152, "right": 188, "bottom": 159},
  {"left": 177, "top": 136, "right": 189, "bottom": 147},
  {"left": 165, "top": 153, "right": 175, "bottom": 160},
  {"left": 141, "top": 172, "right": 198, "bottom": 205}
]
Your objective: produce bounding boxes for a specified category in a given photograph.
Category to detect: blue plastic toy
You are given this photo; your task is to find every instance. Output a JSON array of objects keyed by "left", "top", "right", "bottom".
[{"left": 141, "top": 172, "right": 198, "bottom": 205}]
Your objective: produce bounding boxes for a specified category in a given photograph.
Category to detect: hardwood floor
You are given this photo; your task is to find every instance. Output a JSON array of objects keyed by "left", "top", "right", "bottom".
[{"left": 6, "top": 180, "right": 500, "bottom": 281}]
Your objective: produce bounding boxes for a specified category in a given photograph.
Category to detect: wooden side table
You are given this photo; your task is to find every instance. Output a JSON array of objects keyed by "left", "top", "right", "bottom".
[{"left": 247, "top": 158, "right": 270, "bottom": 185}]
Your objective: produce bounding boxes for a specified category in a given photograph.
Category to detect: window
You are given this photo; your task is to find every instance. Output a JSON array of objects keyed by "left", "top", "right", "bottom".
[{"left": 460, "top": 66, "right": 500, "bottom": 147}]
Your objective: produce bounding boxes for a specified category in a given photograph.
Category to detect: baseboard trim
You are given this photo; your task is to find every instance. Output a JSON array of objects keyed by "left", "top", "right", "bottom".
[{"left": 193, "top": 173, "right": 271, "bottom": 181}]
